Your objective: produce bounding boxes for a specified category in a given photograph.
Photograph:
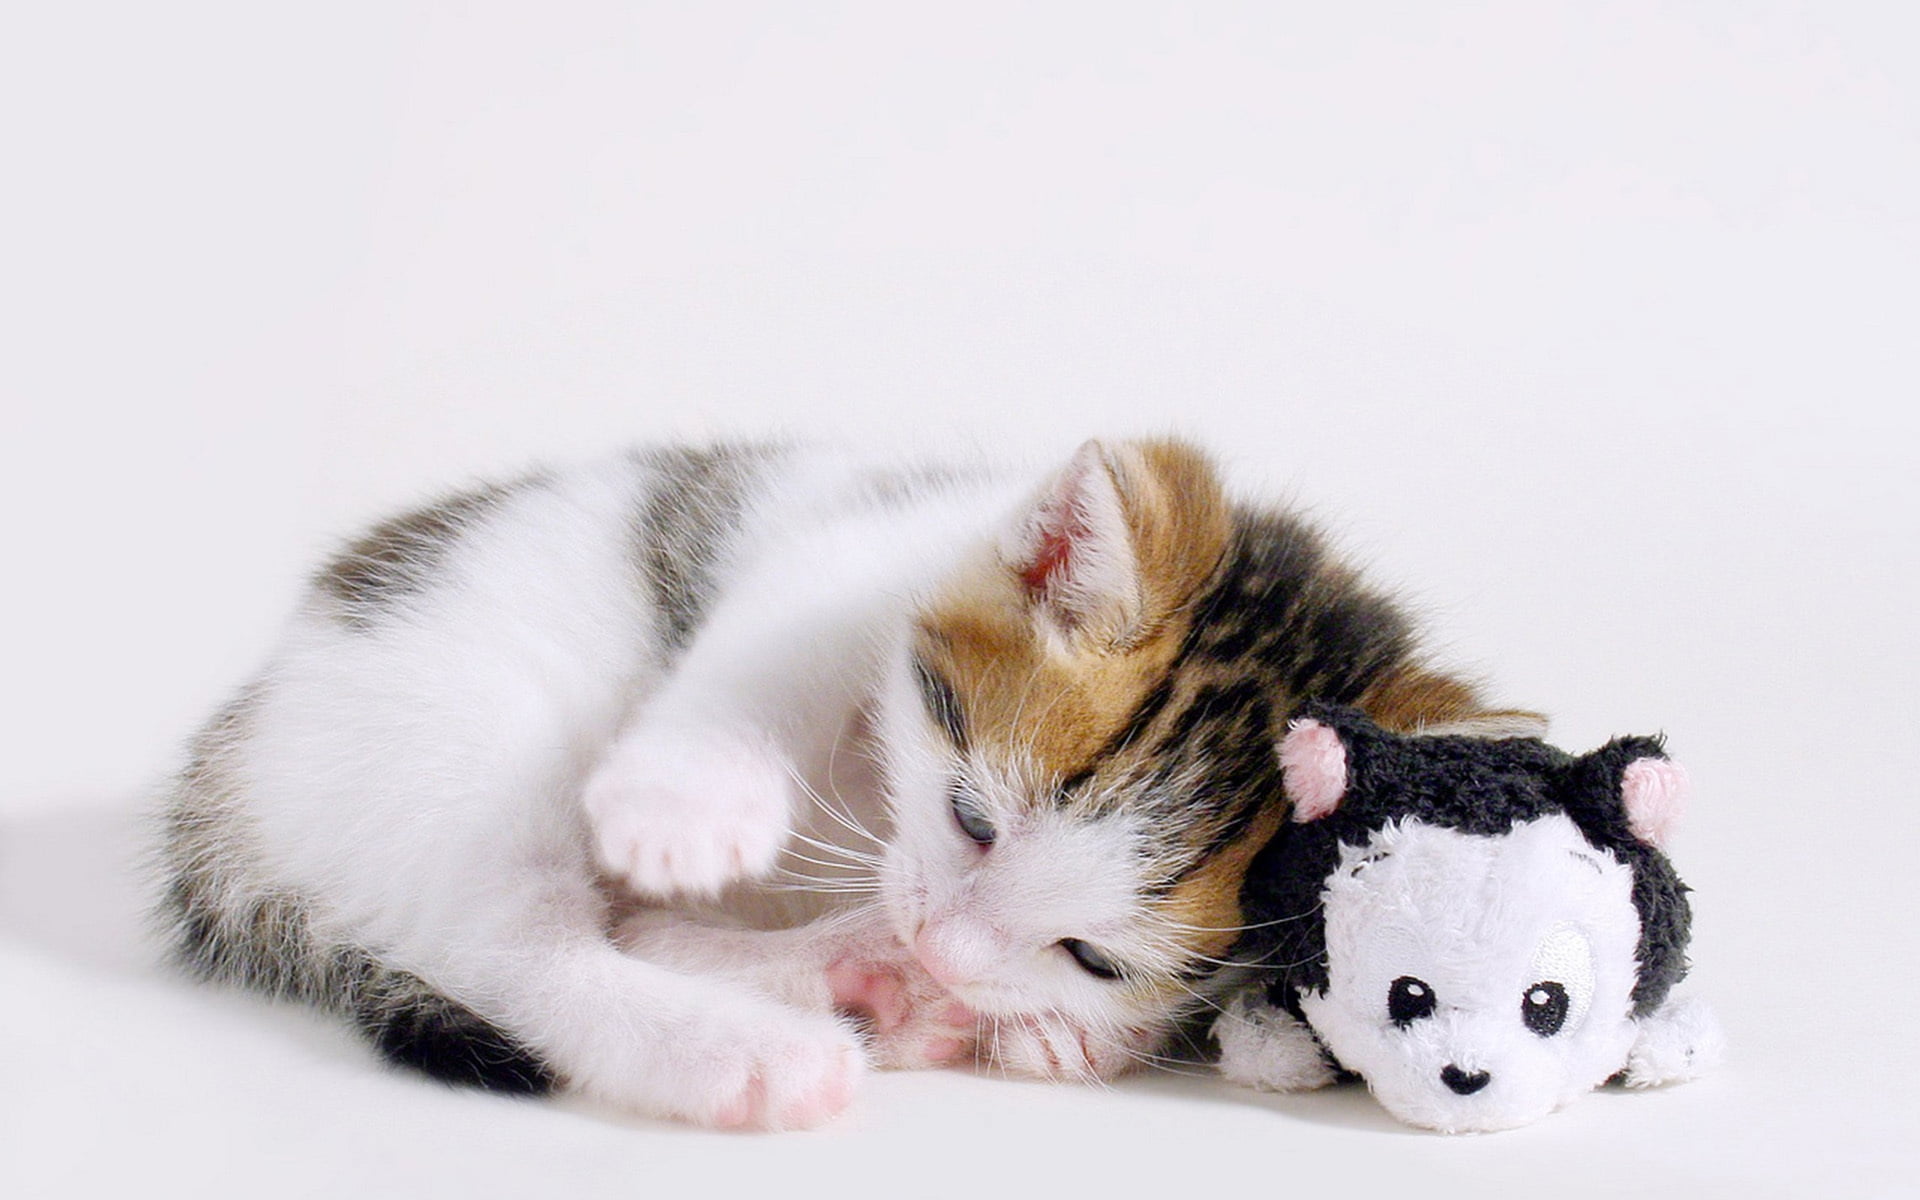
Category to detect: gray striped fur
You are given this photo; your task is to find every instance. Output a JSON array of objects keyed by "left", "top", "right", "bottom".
[
  {"left": 314, "top": 474, "right": 545, "bottom": 631},
  {"left": 628, "top": 442, "right": 783, "bottom": 652}
]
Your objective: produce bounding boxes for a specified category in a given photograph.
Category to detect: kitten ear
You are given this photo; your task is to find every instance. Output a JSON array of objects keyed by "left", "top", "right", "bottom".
[
  {"left": 1002, "top": 439, "right": 1228, "bottom": 649},
  {"left": 1279, "top": 718, "right": 1349, "bottom": 822},
  {"left": 1620, "top": 756, "right": 1689, "bottom": 848},
  {"left": 1004, "top": 440, "right": 1141, "bottom": 641}
]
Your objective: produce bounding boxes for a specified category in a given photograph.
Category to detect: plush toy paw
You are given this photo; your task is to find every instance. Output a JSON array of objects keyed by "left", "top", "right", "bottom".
[
  {"left": 1213, "top": 988, "right": 1338, "bottom": 1092},
  {"left": 1621, "top": 994, "right": 1725, "bottom": 1088}
]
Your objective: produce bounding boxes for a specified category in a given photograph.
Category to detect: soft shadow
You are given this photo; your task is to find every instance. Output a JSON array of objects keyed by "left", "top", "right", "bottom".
[
  {"left": 1124, "top": 1068, "right": 1416, "bottom": 1134},
  {"left": 0, "top": 797, "right": 161, "bottom": 976}
]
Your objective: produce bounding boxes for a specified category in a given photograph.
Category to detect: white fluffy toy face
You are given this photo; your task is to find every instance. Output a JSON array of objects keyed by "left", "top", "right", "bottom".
[{"left": 1301, "top": 814, "right": 1644, "bottom": 1133}]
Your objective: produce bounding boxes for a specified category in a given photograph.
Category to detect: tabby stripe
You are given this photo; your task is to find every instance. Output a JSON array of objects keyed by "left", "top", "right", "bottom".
[
  {"left": 631, "top": 444, "right": 777, "bottom": 653},
  {"left": 316, "top": 476, "right": 540, "bottom": 630},
  {"left": 911, "top": 655, "right": 969, "bottom": 749}
]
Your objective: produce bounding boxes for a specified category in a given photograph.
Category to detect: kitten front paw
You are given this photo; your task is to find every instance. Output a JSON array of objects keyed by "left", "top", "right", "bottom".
[
  {"left": 582, "top": 725, "right": 793, "bottom": 897},
  {"left": 1212, "top": 988, "right": 1337, "bottom": 1092}
]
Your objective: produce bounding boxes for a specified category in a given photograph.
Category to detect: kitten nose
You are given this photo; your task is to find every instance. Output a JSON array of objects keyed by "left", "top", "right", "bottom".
[
  {"left": 1440, "top": 1065, "right": 1491, "bottom": 1096},
  {"left": 913, "top": 918, "right": 991, "bottom": 989}
]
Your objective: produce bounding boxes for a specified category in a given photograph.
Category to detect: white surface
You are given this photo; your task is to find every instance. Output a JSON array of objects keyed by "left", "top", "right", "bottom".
[{"left": 2, "top": 3, "right": 1914, "bottom": 1197}]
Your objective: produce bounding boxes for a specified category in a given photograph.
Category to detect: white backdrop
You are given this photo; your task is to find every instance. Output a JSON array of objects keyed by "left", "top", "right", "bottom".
[{"left": 3, "top": 4, "right": 1914, "bottom": 1197}]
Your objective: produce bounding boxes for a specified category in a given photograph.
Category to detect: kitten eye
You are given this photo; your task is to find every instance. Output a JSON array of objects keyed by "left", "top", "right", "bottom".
[
  {"left": 1521, "top": 981, "right": 1570, "bottom": 1037},
  {"left": 949, "top": 783, "right": 995, "bottom": 846},
  {"left": 1388, "top": 976, "right": 1437, "bottom": 1027},
  {"left": 1060, "top": 938, "right": 1123, "bottom": 981}
]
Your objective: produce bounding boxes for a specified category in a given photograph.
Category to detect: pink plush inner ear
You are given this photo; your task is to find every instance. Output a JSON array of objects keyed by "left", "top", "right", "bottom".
[
  {"left": 1621, "top": 757, "right": 1689, "bottom": 847},
  {"left": 1280, "top": 719, "right": 1348, "bottom": 822}
]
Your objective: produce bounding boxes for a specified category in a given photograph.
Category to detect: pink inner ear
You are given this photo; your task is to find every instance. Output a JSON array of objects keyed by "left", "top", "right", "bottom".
[
  {"left": 1280, "top": 719, "right": 1347, "bottom": 822},
  {"left": 1019, "top": 495, "right": 1090, "bottom": 597},
  {"left": 1621, "top": 757, "right": 1689, "bottom": 847}
]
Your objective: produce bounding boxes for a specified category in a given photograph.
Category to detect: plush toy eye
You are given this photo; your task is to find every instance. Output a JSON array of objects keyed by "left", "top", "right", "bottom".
[
  {"left": 1522, "top": 981, "right": 1571, "bottom": 1037},
  {"left": 1388, "top": 976, "right": 1437, "bottom": 1027},
  {"left": 949, "top": 783, "right": 996, "bottom": 846},
  {"left": 1060, "top": 938, "right": 1123, "bottom": 980}
]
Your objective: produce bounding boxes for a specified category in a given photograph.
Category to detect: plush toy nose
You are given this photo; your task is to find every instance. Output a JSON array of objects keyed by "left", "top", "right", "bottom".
[{"left": 1440, "top": 1065, "right": 1491, "bottom": 1095}]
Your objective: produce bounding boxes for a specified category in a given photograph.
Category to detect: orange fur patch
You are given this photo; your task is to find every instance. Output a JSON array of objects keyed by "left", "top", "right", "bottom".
[{"left": 917, "top": 440, "right": 1232, "bottom": 781}]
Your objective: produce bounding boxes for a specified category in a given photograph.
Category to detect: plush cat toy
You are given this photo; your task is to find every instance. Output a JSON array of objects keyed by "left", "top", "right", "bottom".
[{"left": 1213, "top": 703, "right": 1722, "bottom": 1133}]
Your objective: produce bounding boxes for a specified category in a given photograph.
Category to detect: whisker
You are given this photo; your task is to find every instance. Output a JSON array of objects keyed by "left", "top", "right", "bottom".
[
  {"left": 776, "top": 846, "right": 880, "bottom": 877},
  {"left": 782, "top": 827, "right": 883, "bottom": 867},
  {"left": 761, "top": 871, "right": 883, "bottom": 897},
  {"left": 786, "top": 757, "right": 888, "bottom": 851},
  {"left": 1147, "top": 909, "right": 1319, "bottom": 935},
  {"left": 1109, "top": 1040, "right": 1215, "bottom": 1077}
]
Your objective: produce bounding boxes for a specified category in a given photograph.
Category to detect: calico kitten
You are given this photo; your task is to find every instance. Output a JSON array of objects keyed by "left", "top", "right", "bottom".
[{"left": 158, "top": 437, "right": 1521, "bottom": 1129}]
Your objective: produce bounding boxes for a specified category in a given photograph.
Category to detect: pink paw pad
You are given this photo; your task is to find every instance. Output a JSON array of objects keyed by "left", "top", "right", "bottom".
[
  {"left": 919, "top": 1036, "right": 971, "bottom": 1065},
  {"left": 826, "top": 959, "right": 910, "bottom": 1033}
]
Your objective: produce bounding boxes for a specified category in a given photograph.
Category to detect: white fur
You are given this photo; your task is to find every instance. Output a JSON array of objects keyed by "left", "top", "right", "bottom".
[{"left": 215, "top": 444, "right": 1183, "bottom": 1127}]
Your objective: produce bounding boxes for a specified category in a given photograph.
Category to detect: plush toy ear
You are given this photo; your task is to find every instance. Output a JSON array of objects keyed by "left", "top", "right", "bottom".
[
  {"left": 1620, "top": 756, "right": 1689, "bottom": 848},
  {"left": 1279, "top": 718, "right": 1349, "bottom": 822}
]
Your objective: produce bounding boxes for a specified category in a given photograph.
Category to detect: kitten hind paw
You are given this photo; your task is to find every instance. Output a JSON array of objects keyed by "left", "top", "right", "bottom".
[{"left": 582, "top": 726, "right": 792, "bottom": 898}]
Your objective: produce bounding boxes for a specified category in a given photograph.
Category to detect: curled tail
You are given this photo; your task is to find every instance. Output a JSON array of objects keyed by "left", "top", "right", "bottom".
[{"left": 344, "top": 954, "right": 554, "bottom": 1095}]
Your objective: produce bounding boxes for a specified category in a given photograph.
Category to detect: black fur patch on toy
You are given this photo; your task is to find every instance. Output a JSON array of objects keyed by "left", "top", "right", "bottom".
[{"left": 1238, "top": 703, "right": 1692, "bottom": 1018}]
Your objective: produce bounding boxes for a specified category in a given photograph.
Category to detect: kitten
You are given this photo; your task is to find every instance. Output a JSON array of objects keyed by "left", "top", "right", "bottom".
[{"left": 157, "top": 437, "right": 1523, "bottom": 1129}]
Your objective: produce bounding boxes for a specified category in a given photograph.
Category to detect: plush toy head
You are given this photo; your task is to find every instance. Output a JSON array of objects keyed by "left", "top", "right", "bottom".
[{"left": 1215, "top": 703, "right": 1720, "bottom": 1133}]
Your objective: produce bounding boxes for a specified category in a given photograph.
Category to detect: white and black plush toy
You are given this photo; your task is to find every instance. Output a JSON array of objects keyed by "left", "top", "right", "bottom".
[{"left": 1213, "top": 703, "right": 1722, "bottom": 1133}]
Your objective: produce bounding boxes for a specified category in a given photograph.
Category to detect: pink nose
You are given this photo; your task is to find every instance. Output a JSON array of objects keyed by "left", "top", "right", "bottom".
[
  {"left": 914, "top": 929, "right": 964, "bottom": 988},
  {"left": 914, "top": 920, "right": 985, "bottom": 989}
]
